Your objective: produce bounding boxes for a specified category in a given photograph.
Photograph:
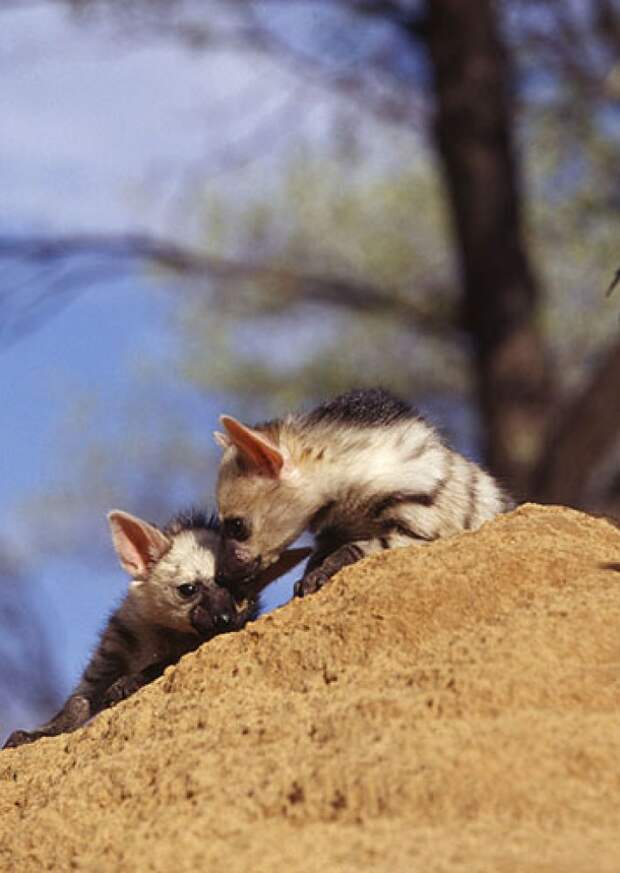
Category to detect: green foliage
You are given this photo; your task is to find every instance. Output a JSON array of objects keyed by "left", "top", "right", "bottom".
[
  {"left": 174, "top": 107, "right": 618, "bottom": 417},
  {"left": 176, "top": 147, "right": 469, "bottom": 416},
  {"left": 525, "top": 103, "right": 620, "bottom": 391}
]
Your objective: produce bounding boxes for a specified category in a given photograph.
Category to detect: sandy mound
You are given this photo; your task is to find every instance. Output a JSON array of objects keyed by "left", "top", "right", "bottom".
[{"left": 1, "top": 504, "right": 620, "bottom": 872}]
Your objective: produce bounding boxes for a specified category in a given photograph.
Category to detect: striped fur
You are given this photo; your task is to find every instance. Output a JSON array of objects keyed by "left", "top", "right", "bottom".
[
  {"left": 215, "top": 388, "right": 513, "bottom": 598},
  {"left": 3, "top": 510, "right": 248, "bottom": 749}
]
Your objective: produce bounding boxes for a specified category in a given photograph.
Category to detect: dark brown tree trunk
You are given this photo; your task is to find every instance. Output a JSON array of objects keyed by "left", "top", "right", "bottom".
[
  {"left": 534, "top": 339, "right": 620, "bottom": 507},
  {"left": 424, "top": 0, "right": 555, "bottom": 500}
]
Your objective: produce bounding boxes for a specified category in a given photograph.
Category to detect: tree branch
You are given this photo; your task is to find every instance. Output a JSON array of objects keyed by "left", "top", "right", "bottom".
[
  {"left": 229, "top": 6, "right": 427, "bottom": 128},
  {"left": 0, "top": 232, "right": 455, "bottom": 346}
]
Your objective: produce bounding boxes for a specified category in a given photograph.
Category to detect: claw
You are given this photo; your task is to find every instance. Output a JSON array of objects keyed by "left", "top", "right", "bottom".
[{"left": 295, "top": 570, "right": 327, "bottom": 598}]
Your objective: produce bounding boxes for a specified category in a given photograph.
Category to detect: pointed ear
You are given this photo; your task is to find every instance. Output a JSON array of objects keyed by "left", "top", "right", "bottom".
[
  {"left": 219, "top": 415, "right": 285, "bottom": 478},
  {"left": 213, "top": 430, "right": 231, "bottom": 450},
  {"left": 107, "top": 510, "right": 171, "bottom": 578}
]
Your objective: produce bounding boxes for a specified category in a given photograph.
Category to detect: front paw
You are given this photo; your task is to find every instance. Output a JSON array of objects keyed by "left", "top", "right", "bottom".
[
  {"left": 3, "top": 729, "right": 44, "bottom": 750},
  {"left": 294, "top": 568, "right": 330, "bottom": 597},
  {"left": 103, "top": 674, "right": 144, "bottom": 707}
]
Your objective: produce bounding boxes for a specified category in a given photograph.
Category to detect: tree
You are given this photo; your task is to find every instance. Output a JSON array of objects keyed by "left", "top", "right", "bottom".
[
  {"left": 425, "top": 0, "right": 554, "bottom": 499},
  {"left": 1, "top": 0, "right": 619, "bottom": 512}
]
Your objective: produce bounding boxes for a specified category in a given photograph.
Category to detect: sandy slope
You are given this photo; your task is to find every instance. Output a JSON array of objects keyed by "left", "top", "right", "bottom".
[{"left": 1, "top": 504, "right": 619, "bottom": 872}]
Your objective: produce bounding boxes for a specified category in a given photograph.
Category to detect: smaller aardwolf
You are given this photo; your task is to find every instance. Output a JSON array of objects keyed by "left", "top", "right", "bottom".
[{"left": 3, "top": 509, "right": 307, "bottom": 749}]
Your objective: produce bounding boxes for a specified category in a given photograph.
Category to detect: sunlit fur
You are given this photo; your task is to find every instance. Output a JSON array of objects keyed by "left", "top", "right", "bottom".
[
  {"left": 217, "top": 460, "right": 315, "bottom": 570},
  {"left": 127, "top": 526, "right": 220, "bottom": 638},
  {"left": 2, "top": 512, "right": 246, "bottom": 749},
  {"left": 74, "top": 511, "right": 254, "bottom": 700},
  {"left": 216, "top": 389, "right": 512, "bottom": 584}
]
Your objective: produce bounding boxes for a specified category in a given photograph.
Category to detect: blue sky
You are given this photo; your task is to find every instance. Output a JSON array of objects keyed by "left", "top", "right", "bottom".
[
  {"left": 0, "top": 1, "right": 448, "bottom": 740},
  {"left": 1, "top": 276, "right": 176, "bottom": 698},
  {"left": 0, "top": 3, "right": 324, "bottom": 736},
  {"left": 1, "top": 4, "right": 308, "bottom": 235},
  {"left": 2, "top": 0, "right": 615, "bottom": 740}
]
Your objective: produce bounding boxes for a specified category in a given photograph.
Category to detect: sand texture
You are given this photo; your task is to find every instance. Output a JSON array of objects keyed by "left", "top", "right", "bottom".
[{"left": 1, "top": 504, "right": 620, "bottom": 872}]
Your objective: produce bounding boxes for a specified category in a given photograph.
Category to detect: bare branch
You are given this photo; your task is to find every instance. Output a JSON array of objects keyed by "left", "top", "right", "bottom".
[
  {"left": 229, "top": 8, "right": 427, "bottom": 128},
  {"left": 0, "top": 233, "right": 455, "bottom": 347},
  {"left": 254, "top": 0, "right": 422, "bottom": 29},
  {"left": 606, "top": 269, "right": 620, "bottom": 298}
]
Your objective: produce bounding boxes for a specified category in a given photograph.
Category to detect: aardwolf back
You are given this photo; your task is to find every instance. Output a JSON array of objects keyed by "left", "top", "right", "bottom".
[{"left": 214, "top": 388, "right": 512, "bottom": 598}]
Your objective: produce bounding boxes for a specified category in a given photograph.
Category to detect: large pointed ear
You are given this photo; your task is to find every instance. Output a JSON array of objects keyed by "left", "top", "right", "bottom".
[
  {"left": 219, "top": 415, "right": 285, "bottom": 478},
  {"left": 107, "top": 510, "right": 171, "bottom": 578}
]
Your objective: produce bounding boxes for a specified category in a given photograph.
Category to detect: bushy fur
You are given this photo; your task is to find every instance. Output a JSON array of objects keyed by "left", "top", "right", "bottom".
[
  {"left": 215, "top": 388, "right": 513, "bottom": 598},
  {"left": 3, "top": 510, "right": 248, "bottom": 749}
]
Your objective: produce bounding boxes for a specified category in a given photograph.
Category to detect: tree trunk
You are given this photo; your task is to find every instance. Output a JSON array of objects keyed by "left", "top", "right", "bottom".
[
  {"left": 424, "top": 0, "right": 555, "bottom": 500},
  {"left": 534, "top": 338, "right": 620, "bottom": 507}
]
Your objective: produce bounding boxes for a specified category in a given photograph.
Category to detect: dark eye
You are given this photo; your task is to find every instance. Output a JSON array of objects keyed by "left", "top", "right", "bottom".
[
  {"left": 223, "top": 517, "right": 250, "bottom": 541},
  {"left": 177, "top": 583, "right": 199, "bottom": 598}
]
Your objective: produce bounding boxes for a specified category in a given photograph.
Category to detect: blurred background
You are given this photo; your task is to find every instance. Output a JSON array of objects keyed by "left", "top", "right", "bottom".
[{"left": 1, "top": 0, "right": 618, "bottom": 741}]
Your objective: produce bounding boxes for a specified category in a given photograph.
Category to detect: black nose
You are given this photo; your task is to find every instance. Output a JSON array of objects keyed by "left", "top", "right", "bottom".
[{"left": 214, "top": 612, "right": 232, "bottom": 631}]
